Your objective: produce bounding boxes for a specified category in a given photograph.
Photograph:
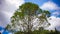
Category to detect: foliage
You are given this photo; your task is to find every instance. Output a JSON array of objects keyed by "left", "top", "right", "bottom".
[
  {"left": 15, "top": 28, "right": 60, "bottom": 34},
  {"left": 6, "top": 2, "right": 51, "bottom": 34}
]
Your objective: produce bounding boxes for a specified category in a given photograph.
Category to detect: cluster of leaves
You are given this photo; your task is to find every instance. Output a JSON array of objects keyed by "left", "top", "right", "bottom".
[
  {"left": 6, "top": 2, "right": 51, "bottom": 34},
  {"left": 15, "top": 28, "right": 60, "bottom": 34}
]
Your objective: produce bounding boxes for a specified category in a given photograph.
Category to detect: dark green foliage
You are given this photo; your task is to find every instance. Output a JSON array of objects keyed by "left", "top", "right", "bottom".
[
  {"left": 14, "top": 28, "right": 60, "bottom": 34},
  {"left": 15, "top": 29, "right": 60, "bottom": 34},
  {"left": 43, "top": 10, "right": 51, "bottom": 17},
  {"left": 19, "top": 2, "right": 39, "bottom": 15},
  {"left": 6, "top": 2, "right": 51, "bottom": 34}
]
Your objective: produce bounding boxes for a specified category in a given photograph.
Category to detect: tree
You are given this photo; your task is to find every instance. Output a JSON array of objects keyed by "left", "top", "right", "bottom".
[{"left": 6, "top": 2, "right": 50, "bottom": 34}]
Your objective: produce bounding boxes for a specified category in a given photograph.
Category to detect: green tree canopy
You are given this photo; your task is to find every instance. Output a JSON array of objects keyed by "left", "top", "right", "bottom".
[{"left": 6, "top": 2, "right": 50, "bottom": 34}]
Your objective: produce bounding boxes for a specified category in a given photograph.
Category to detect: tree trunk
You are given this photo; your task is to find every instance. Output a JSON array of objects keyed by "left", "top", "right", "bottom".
[{"left": 27, "top": 11, "right": 32, "bottom": 34}]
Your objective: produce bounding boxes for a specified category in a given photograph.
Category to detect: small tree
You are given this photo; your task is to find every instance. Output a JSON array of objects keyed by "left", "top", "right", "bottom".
[{"left": 6, "top": 2, "right": 50, "bottom": 34}]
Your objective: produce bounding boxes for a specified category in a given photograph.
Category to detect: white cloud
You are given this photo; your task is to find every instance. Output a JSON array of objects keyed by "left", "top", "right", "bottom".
[
  {"left": 40, "top": 1, "right": 60, "bottom": 10},
  {"left": 9, "top": 33, "right": 12, "bottom": 34},
  {"left": 46, "top": 16, "right": 60, "bottom": 30},
  {"left": 52, "top": 12, "right": 59, "bottom": 15},
  {"left": 0, "top": 0, "right": 25, "bottom": 27},
  {"left": 0, "top": 30, "right": 4, "bottom": 34},
  {"left": 40, "top": 1, "right": 60, "bottom": 30},
  {"left": 6, "top": 0, "right": 24, "bottom": 8},
  {"left": 52, "top": 12, "right": 60, "bottom": 16}
]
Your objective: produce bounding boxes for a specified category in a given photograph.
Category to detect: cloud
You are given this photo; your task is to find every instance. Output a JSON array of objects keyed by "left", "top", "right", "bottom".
[
  {"left": 40, "top": 1, "right": 60, "bottom": 30},
  {"left": 52, "top": 12, "right": 59, "bottom": 15},
  {"left": 40, "top": 1, "right": 60, "bottom": 10},
  {"left": 0, "top": 30, "right": 4, "bottom": 34},
  {"left": 9, "top": 33, "right": 12, "bottom": 34},
  {"left": 46, "top": 16, "right": 60, "bottom": 30},
  {"left": 5, "top": 0, "right": 24, "bottom": 8},
  {"left": 52, "top": 12, "right": 60, "bottom": 17},
  {"left": 0, "top": 0, "right": 25, "bottom": 27}
]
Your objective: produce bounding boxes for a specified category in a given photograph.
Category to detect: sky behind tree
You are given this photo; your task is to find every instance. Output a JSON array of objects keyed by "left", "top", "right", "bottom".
[{"left": 0, "top": 0, "right": 60, "bottom": 34}]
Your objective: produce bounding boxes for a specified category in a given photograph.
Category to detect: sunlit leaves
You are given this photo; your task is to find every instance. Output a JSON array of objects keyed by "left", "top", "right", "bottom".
[
  {"left": 20, "top": 2, "right": 39, "bottom": 16},
  {"left": 6, "top": 2, "right": 51, "bottom": 34},
  {"left": 14, "top": 11, "right": 24, "bottom": 19}
]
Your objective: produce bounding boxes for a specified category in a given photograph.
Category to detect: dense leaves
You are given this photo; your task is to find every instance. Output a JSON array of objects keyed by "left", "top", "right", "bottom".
[
  {"left": 20, "top": 2, "right": 39, "bottom": 15},
  {"left": 6, "top": 2, "right": 51, "bottom": 34},
  {"left": 15, "top": 28, "right": 60, "bottom": 34}
]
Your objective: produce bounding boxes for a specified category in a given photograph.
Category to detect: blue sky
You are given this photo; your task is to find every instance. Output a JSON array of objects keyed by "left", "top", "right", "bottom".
[
  {"left": 0, "top": 0, "right": 60, "bottom": 34},
  {"left": 25, "top": 0, "right": 60, "bottom": 17}
]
